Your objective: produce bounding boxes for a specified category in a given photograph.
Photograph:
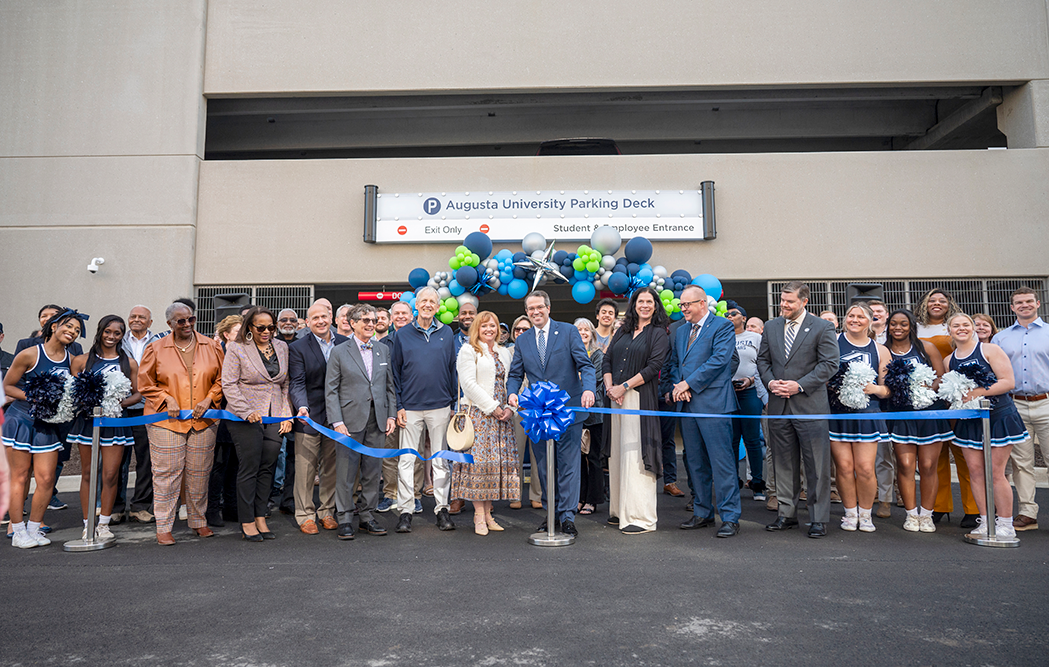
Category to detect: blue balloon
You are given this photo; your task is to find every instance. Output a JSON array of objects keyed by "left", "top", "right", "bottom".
[
  {"left": 456, "top": 266, "right": 478, "bottom": 288},
  {"left": 553, "top": 250, "right": 568, "bottom": 264},
  {"left": 463, "top": 232, "right": 493, "bottom": 260},
  {"left": 692, "top": 274, "right": 723, "bottom": 300},
  {"left": 612, "top": 264, "right": 628, "bottom": 274},
  {"left": 399, "top": 291, "right": 414, "bottom": 303},
  {"left": 572, "top": 281, "right": 596, "bottom": 304},
  {"left": 448, "top": 279, "right": 465, "bottom": 296},
  {"left": 671, "top": 269, "right": 692, "bottom": 283},
  {"left": 562, "top": 266, "right": 576, "bottom": 279},
  {"left": 624, "top": 237, "right": 653, "bottom": 264},
  {"left": 573, "top": 269, "right": 589, "bottom": 281},
  {"left": 616, "top": 257, "right": 629, "bottom": 266},
  {"left": 408, "top": 268, "right": 430, "bottom": 289},
  {"left": 500, "top": 270, "right": 514, "bottom": 283},
  {"left": 496, "top": 248, "right": 513, "bottom": 260},
  {"left": 670, "top": 310, "right": 684, "bottom": 321},
  {"left": 627, "top": 262, "right": 640, "bottom": 276},
  {"left": 607, "top": 272, "right": 630, "bottom": 295},
  {"left": 507, "top": 278, "right": 529, "bottom": 300},
  {"left": 638, "top": 268, "right": 653, "bottom": 283},
  {"left": 497, "top": 284, "right": 509, "bottom": 296},
  {"left": 512, "top": 251, "right": 528, "bottom": 263},
  {"left": 513, "top": 267, "right": 527, "bottom": 280}
]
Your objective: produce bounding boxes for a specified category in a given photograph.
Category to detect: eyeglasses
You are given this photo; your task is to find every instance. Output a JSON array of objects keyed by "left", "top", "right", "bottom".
[
  {"left": 513, "top": 327, "right": 530, "bottom": 333},
  {"left": 277, "top": 317, "right": 297, "bottom": 323},
  {"left": 525, "top": 306, "right": 548, "bottom": 313},
  {"left": 173, "top": 316, "right": 197, "bottom": 326},
  {"left": 679, "top": 300, "right": 701, "bottom": 309},
  {"left": 358, "top": 318, "right": 377, "bottom": 324},
  {"left": 252, "top": 324, "right": 277, "bottom": 332}
]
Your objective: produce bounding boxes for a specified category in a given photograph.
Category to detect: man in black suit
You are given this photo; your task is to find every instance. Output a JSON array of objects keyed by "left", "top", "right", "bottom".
[
  {"left": 288, "top": 302, "right": 348, "bottom": 535},
  {"left": 757, "top": 281, "right": 839, "bottom": 538}
]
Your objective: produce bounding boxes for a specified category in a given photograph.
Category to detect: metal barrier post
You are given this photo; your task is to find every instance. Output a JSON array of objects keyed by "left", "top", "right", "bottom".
[
  {"left": 964, "top": 399, "right": 1019, "bottom": 548},
  {"left": 528, "top": 439, "right": 574, "bottom": 547},
  {"left": 64, "top": 407, "right": 116, "bottom": 552}
]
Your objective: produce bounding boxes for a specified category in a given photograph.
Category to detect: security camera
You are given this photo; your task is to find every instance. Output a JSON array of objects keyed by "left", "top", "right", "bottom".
[{"left": 87, "top": 257, "right": 105, "bottom": 274}]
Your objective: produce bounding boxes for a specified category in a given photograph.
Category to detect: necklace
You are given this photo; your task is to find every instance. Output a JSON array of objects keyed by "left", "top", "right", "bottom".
[
  {"left": 259, "top": 343, "right": 275, "bottom": 359},
  {"left": 175, "top": 337, "right": 196, "bottom": 353}
]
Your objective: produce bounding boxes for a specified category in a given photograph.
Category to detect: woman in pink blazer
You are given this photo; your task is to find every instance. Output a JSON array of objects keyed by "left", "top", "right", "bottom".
[{"left": 222, "top": 307, "right": 292, "bottom": 542}]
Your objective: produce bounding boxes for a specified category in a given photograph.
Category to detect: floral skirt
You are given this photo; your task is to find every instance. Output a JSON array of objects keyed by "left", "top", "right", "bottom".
[{"left": 451, "top": 406, "right": 520, "bottom": 502}]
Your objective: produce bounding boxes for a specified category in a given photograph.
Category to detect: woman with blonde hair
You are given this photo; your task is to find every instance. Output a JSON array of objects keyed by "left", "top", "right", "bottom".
[{"left": 451, "top": 311, "right": 520, "bottom": 535}]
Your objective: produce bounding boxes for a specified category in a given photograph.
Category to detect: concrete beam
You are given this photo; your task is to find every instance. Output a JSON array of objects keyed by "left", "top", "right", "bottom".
[{"left": 901, "top": 87, "right": 1003, "bottom": 150}]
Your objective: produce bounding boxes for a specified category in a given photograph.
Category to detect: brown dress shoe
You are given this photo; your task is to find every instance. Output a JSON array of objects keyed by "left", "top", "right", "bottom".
[
  {"left": 509, "top": 501, "right": 522, "bottom": 510},
  {"left": 157, "top": 532, "right": 176, "bottom": 546},
  {"left": 875, "top": 501, "right": 892, "bottom": 519},
  {"left": 765, "top": 495, "right": 778, "bottom": 512},
  {"left": 449, "top": 499, "right": 466, "bottom": 515},
  {"left": 1014, "top": 514, "right": 1038, "bottom": 531},
  {"left": 320, "top": 516, "right": 339, "bottom": 531},
  {"left": 300, "top": 519, "right": 320, "bottom": 535},
  {"left": 531, "top": 500, "right": 543, "bottom": 509},
  {"left": 193, "top": 526, "right": 214, "bottom": 538},
  {"left": 663, "top": 483, "right": 686, "bottom": 497}
]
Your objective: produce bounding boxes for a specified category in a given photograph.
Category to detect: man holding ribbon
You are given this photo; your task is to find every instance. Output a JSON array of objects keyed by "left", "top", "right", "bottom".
[{"left": 507, "top": 290, "right": 596, "bottom": 538}]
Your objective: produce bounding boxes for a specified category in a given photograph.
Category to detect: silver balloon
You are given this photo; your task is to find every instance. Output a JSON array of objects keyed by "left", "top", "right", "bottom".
[
  {"left": 438, "top": 287, "right": 452, "bottom": 300},
  {"left": 653, "top": 265, "right": 668, "bottom": 279},
  {"left": 706, "top": 294, "right": 718, "bottom": 314},
  {"left": 530, "top": 249, "right": 547, "bottom": 261},
  {"left": 456, "top": 293, "right": 479, "bottom": 309},
  {"left": 522, "top": 232, "right": 547, "bottom": 254},
  {"left": 439, "top": 280, "right": 448, "bottom": 288},
  {"left": 488, "top": 276, "right": 501, "bottom": 288},
  {"left": 601, "top": 254, "right": 617, "bottom": 270},
  {"left": 426, "top": 279, "right": 438, "bottom": 289},
  {"left": 485, "top": 258, "right": 500, "bottom": 271},
  {"left": 656, "top": 277, "right": 665, "bottom": 287},
  {"left": 590, "top": 226, "right": 622, "bottom": 256}
]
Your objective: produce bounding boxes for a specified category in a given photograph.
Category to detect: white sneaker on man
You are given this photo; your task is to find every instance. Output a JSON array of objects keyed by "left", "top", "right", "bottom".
[
  {"left": 918, "top": 515, "right": 936, "bottom": 533},
  {"left": 902, "top": 515, "right": 921, "bottom": 532}
]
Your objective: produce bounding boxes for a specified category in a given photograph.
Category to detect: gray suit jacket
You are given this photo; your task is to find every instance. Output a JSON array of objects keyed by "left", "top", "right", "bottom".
[
  {"left": 325, "top": 338, "right": 397, "bottom": 431},
  {"left": 756, "top": 312, "right": 839, "bottom": 416}
]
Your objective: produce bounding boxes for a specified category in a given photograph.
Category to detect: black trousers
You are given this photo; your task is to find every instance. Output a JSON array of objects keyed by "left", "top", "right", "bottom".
[
  {"left": 227, "top": 421, "right": 282, "bottom": 523},
  {"left": 579, "top": 423, "right": 605, "bottom": 506},
  {"left": 124, "top": 408, "right": 153, "bottom": 512},
  {"left": 207, "top": 427, "right": 238, "bottom": 518}
]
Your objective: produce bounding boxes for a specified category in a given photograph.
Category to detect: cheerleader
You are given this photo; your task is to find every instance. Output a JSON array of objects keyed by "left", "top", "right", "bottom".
[
  {"left": 945, "top": 313, "right": 1028, "bottom": 539},
  {"left": 829, "top": 303, "right": 890, "bottom": 533},
  {"left": 884, "top": 309, "right": 952, "bottom": 533},
  {"left": 68, "top": 315, "right": 141, "bottom": 542},
  {"left": 2, "top": 309, "right": 84, "bottom": 549}
]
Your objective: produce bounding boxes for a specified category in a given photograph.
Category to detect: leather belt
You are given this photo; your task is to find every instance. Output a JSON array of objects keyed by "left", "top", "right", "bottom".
[{"left": 1013, "top": 393, "right": 1049, "bottom": 402}]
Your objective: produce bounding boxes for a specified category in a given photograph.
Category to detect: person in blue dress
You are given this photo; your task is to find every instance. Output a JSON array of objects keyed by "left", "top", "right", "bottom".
[
  {"left": 2, "top": 309, "right": 84, "bottom": 549},
  {"left": 68, "top": 315, "right": 141, "bottom": 542},
  {"left": 945, "top": 313, "right": 1028, "bottom": 540},
  {"left": 829, "top": 303, "right": 891, "bottom": 533}
]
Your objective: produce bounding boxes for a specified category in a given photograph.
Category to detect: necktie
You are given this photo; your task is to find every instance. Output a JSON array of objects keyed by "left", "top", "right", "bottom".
[
  {"left": 785, "top": 320, "right": 798, "bottom": 357},
  {"left": 538, "top": 328, "right": 547, "bottom": 368},
  {"left": 686, "top": 323, "right": 701, "bottom": 351}
]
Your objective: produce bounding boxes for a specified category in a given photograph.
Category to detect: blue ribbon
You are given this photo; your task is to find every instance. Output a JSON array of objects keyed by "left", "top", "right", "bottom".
[
  {"left": 97, "top": 410, "right": 473, "bottom": 463},
  {"left": 518, "top": 381, "right": 575, "bottom": 442},
  {"left": 571, "top": 406, "right": 985, "bottom": 421}
]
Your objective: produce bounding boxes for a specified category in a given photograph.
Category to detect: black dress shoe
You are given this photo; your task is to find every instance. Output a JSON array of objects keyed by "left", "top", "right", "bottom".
[
  {"left": 436, "top": 508, "right": 456, "bottom": 531},
  {"left": 205, "top": 512, "right": 225, "bottom": 528},
  {"left": 932, "top": 511, "right": 948, "bottom": 524},
  {"left": 808, "top": 522, "right": 827, "bottom": 538},
  {"left": 358, "top": 519, "right": 387, "bottom": 536},
  {"left": 537, "top": 520, "right": 549, "bottom": 532},
  {"left": 395, "top": 513, "right": 412, "bottom": 533},
  {"left": 337, "top": 523, "right": 356, "bottom": 540},
  {"left": 561, "top": 520, "right": 578, "bottom": 537},
  {"left": 259, "top": 530, "right": 276, "bottom": 540},
  {"left": 960, "top": 514, "right": 979, "bottom": 529},
  {"left": 716, "top": 522, "right": 739, "bottom": 538},
  {"left": 241, "top": 528, "right": 263, "bottom": 543},
  {"left": 680, "top": 516, "right": 716, "bottom": 530},
  {"left": 766, "top": 517, "right": 799, "bottom": 531}
]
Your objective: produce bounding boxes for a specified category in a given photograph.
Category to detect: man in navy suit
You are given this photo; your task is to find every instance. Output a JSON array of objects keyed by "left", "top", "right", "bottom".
[
  {"left": 669, "top": 286, "right": 742, "bottom": 537},
  {"left": 507, "top": 290, "right": 596, "bottom": 537},
  {"left": 288, "top": 301, "right": 349, "bottom": 534}
]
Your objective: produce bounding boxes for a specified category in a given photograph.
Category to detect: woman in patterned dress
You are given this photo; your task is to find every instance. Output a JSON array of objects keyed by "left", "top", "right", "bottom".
[{"left": 452, "top": 311, "right": 520, "bottom": 535}]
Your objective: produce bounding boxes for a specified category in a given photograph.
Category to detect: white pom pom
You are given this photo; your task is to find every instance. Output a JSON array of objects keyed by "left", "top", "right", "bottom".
[
  {"left": 839, "top": 360, "right": 877, "bottom": 410},
  {"left": 45, "top": 375, "right": 77, "bottom": 424},
  {"left": 101, "top": 372, "right": 132, "bottom": 418},
  {"left": 937, "top": 371, "right": 980, "bottom": 409},
  {"left": 909, "top": 364, "right": 937, "bottom": 410}
]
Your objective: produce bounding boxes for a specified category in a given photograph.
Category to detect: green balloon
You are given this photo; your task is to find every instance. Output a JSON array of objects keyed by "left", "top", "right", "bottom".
[
  {"left": 449, "top": 257, "right": 461, "bottom": 270},
  {"left": 470, "top": 253, "right": 480, "bottom": 266},
  {"left": 672, "top": 298, "right": 681, "bottom": 306},
  {"left": 439, "top": 311, "right": 455, "bottom": 324},
  {"left": 718, "top": 300, "right": 727, "bottom": 309},
  {"left": 586, "top": 261, "right": 599, "bottom": 273},
  {"left": 664, "top": 302, "right": 673, "bottom": 312},
  {"left": 444, "top": 297, "right": 458, "bottom": 310},
  {"left": 672, "top": 304, "right": 681, "bottom": 313},
  {"left": 455, "top": 245, "right": 468, "bottom": 255},
  {"left": 660, "top": 289, "right": 674, "bottom": 300},
  {"left": 438, "top": 304, "right": 447, "bottom": 314},
  {"left": 577, "top": 245, "right": 588, "bottom": 256},
  {"left": 573, "top": 257, "right": 585, "bottom": 271}
]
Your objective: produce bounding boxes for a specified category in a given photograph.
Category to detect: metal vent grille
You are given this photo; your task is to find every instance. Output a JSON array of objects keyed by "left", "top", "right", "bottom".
[
  {"left": 195, "top": 285, "right": 314, "bottom": 336},
  {"left": 768, "top": 278, "right": 1047, "bottom": 329}
]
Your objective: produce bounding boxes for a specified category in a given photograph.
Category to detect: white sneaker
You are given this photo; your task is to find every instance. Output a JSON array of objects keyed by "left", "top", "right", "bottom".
[
  {"left": 840, "top": 515, "right": 858, "bottom": 531},
  {"left": 969, "top": 517, "right": 988, "bottom": 537},
  {"left": 32, "top": 530, "right": 51, "bottom": 546},
  {"left": 95, "top": 524, "right": 115, "bottom": 542},
  {"left": 902, "top": 515, "right": 921, "bottom": 532},
  {"left": 918, "top": 515, "right": 936, "bottom": 533},
  {"left": 858, "top": 515, "right": 876, "bottom": 533},
  {"left": 12, "top": 530, "right": 38, "bottom": 549},
  {"left": 995, "top": 518, "right": 1016, "bottom": 539},
  {"left": 178, "top": 505, "right": 188, "bottom": 520}
]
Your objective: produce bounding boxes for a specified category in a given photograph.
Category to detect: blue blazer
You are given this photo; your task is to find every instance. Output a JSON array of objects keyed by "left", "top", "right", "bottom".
[
  {"left": 288, "top": 331, "right": 349, "bottom": 434},
  {"left": 507, "top": 320, "right": 596, "bottom": 425},
  {"left": 669, "top": 315, "right": 739, "bottom": 415}
]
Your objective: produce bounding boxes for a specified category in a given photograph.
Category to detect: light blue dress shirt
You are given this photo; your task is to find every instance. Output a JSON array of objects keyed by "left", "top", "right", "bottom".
[{"left": 992, "top": 317, "right": 1049, "bottom": 396}]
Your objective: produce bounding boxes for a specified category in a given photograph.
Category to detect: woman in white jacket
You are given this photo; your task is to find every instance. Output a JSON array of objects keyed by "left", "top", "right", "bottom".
[{"left": 451, "top": 311, "right": 521, "bottom": 535}]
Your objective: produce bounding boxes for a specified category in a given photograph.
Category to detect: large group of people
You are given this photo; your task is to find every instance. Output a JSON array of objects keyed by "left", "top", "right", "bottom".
[{"left": 1, "top": 281, "right": 1045, "bottom": 548}]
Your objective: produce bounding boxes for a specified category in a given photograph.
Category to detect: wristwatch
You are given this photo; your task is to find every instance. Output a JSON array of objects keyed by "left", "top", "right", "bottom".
[{"left": 621, "top": 381, "right": 630, "bottom": 391}]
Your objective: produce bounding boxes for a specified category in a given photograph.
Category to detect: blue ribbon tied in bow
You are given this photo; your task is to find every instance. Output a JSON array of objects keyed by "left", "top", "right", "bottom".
[{"left": 518, "top": 381, "right": 574, "bottom": 442}]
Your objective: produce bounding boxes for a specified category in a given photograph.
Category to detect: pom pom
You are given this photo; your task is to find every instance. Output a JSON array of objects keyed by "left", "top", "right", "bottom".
[
  {"left": 909, "top": 364, "right": 938, "bottom": 410},
  {"left": 937, "top": 371, "right": 980, "bottom": 410},
  {"left": 44, "top": 375, "right": 77, "bottom": 424},
  {"left": 827, "top": 364, "right": 848, "bottom": 413},
  {"left": 957, "top": 363, "right": 997, "bottom": 389},
  {"left": 838, "top": 360, "right": 877, "bottom": 410},
  {"left": 884, "top": 358, "right": 913, "bottom": 411},
  {"left": 71, "top": 370, "right": 106, "bottom": 416},
  {"left": 102, "top": 372, "right": 132, "bottom": 418},
  {"left": 24, "top": 372, "right": 68, "bottom": 421}
]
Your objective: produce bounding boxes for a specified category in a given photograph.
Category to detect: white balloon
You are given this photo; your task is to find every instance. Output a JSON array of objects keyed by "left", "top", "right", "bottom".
[
  {"left": 531, "top": 249, "right": 546, "bottom": 261},
  {"left": 601, "top": 254, "right": 617, "bottom": 270},
  {"left": 522, "top": 232, "right": 546, "bottom": 254},
  {"left": 438, "top": 287, "right": 452, "bottom": 300},
  {"left": 653, "top": 265, "right": 668, "bottom": 279},
  {"left": 706, "top": 294, "right": 718, "bottom": 314},
  {"left": 485, "top": 258, "right": 500, "bottom": 270}
]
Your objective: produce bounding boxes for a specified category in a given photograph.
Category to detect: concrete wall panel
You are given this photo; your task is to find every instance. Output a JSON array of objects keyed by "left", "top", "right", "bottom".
[{"left": 204, "top": 0, "right": 1049, "bottom": 95}]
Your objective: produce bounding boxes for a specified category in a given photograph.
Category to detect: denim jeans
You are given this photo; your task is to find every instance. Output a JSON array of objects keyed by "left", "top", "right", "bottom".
[{"left": 732, "top": 386, "right": 765, "bottom": 490}]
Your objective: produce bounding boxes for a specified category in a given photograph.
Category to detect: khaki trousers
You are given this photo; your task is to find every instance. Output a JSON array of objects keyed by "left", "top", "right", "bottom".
[{"left": 293, "top": 431, "right": 337, "bottom": 524}]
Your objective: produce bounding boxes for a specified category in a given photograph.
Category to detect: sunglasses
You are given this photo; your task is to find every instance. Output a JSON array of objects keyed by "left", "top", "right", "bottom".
[
  {"left": 514, "top": 327, "right": 530, "bottom": 333},
  {"left": 173, "top": 316, "right": 197, "bottom": 326},
  {"left": 277, "top": 317, "right": 297, "bottom": 323},
  {"left": 358, "top": 318, "right": 377, "bottom": 324},
  {"left": 252, "top": 324, "right": 277, "bottom": 332}
]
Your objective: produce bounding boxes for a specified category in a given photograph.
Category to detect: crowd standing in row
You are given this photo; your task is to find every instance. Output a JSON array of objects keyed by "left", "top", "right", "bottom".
[{"left": 1, "top": 282, "right": 1046, "bottom": 547}]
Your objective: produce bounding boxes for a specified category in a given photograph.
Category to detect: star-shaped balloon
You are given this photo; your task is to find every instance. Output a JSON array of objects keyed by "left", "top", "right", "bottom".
[{"left": 514, "top": 241, "right": 569, "bottom": 293}]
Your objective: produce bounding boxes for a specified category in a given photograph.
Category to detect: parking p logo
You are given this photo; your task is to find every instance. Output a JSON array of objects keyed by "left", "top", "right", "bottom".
[{"left": 423, "top": 197, "right": 442, "bottom": 215}]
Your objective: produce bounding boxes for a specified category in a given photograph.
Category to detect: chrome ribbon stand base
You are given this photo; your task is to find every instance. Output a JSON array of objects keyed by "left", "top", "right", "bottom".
[
  {"left": 64, "top": 408, "right": 117, "bottom": 552},
  {"left": 527, "top": 439, "right": 575, "bottom": 547},
  {"left": 964, "top": 399, "right": 1019, "bottom": 548}
]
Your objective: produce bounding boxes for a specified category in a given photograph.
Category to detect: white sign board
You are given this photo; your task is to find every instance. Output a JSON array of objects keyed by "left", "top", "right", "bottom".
[{"left": 373, "top": 189, "right": 704, "bottom": 243}]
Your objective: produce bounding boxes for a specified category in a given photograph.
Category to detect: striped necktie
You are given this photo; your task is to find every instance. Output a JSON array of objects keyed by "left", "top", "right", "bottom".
[
  {"left": 785, "top": 320, "right": 798, "bottom": 357},
  {"left": 686, "top": 323, "right": 701, "bottom": 351},
  {"left": 537, "top": 328, "right": 547, "bottom": 368}
]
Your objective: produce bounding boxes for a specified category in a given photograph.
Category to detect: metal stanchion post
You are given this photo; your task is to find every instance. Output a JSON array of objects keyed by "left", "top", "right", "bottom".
[
  {"left": 528, "top": 438, "right": 574, "bottom": 547},
  {"left": 964, "top": 399, "right": 1019, "bottom": 548},
  {"left": 64, "top": 407, "right": 116, "bottom": 552}
]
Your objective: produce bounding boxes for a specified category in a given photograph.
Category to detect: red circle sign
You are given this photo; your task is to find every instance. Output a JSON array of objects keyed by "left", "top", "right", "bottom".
[
  {"left": 397, "top": 225, "right": 407, "bottom": 235},
  {"left": 479, "top": 224, "right": 490, "bottom": 233}
]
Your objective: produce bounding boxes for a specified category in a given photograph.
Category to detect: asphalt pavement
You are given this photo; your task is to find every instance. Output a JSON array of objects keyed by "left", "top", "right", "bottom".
[{"left": 2, "top": 481, "right": 1047, "bottom": 667}]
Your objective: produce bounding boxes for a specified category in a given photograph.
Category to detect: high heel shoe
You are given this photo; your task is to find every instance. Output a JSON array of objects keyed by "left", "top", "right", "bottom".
[
  {"left": 474, "top": 515, "right": 489, "bottom": 536},
  {"left": 241, "top": 528, "right": 263, "bottom": 542},
  {"left": 259, "top": 530, "right": 276, "bottom": 540},
  {"left": 485, "top": 514, "right": 504, "bottom": 532}
]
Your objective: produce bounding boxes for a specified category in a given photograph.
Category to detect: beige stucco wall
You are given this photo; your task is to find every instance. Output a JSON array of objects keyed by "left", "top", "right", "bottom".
[
  {"left": 204, "top": 0, "right": 1049, "bottom": 95},
  {"left": 0, "top": 1, "right": 207, "bottom": 338},
  {"left": 195, "top": 149, "right": 1049, "bottom": 285}
]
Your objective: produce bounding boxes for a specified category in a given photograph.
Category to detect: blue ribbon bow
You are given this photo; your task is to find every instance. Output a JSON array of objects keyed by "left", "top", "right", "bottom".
[{"left": 518, "top": 381, "right": 575, "bottom": 442}]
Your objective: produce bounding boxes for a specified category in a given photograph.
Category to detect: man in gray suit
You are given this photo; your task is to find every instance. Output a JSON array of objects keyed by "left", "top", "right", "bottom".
[
  {"left": 757, "top": 281, "right": 839, "bottom": 538},
  {"left": 326, "top": 304, "right": 397, "bottom": 540}
]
